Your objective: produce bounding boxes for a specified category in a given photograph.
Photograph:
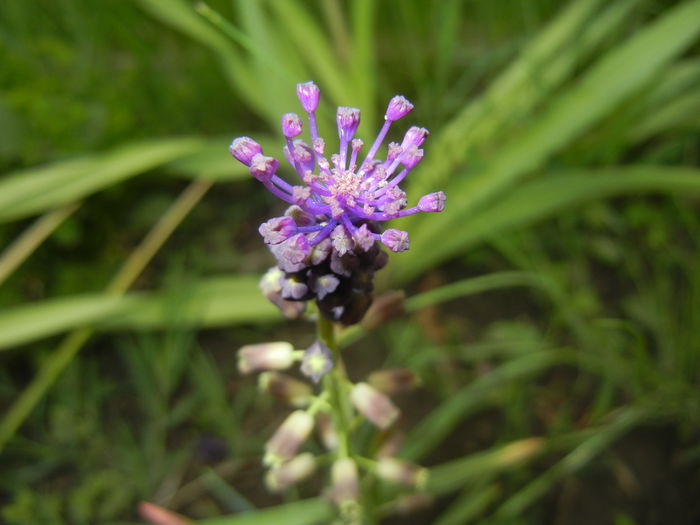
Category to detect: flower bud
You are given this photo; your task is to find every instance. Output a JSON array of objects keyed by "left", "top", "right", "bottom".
[
  {"left": 280, "top": 274, "right": 310, "bottom": 300},
  {"left": 368, "top": 369, "right": 420, "bottom": 395},
  {"left": 229, "top": 136, "right": 262, "bottom": 166},
  {"left": 309, "top": 273, "right": 340, "bottom": 301},
  {"left": 381, "top": 229, "right": 410, "bottom": 252},
  {"left": 332, "top": 224, "right": 357, "bottom": 256},
  {"left": 350, "top": 382, "right": 400, "bottom": 429},
  {"left": 376, "top": 457, "right": 428, "bottom": 489},
  {"left": 281, "top": 112, "right": 303, "bottom": 138},
  {"left": 259, "top": 372, "right": 313, "bottom": 407},
  {"left": 337, "top": 107, "right": 361, "bottom": 142},
  {"left": 361, "top": 290, "right": 405, "bottom": 330},
  {"left": 300, "top": 340, "right": 334, "bottom": 383},
  {"left": 353, "top": 223, "right": 375, "bottom": 252},
  {"left": 385, "top": 95, "right": 414, "bottom": 121},
  {"left": 376, "top": 429, "right": 404, "bottom": 459},
  {"left": 138, "top": 502, "right": 192, "bottom": 525},
  {"left": 391, "top": 492, "right": 434, "bottom": 515},
  {"left": 238, "top": 342, "right": 295, "bottom": 374},
  {"left": 284, "top": 139, "right": 315, "bottom": 174},
  {"left": 277, "top": 233, "right": 311, "bottom": 265},
  {"left": 401, "top": 126, "right": 429, "bottom": 149},
  {"left": 386, "top": 142, "right": 403, "bottom": 162},
  {"left": 331, "top": 457, "right": 359, "bottom": 505},
  {"left": 264, "top": 410, "right": 314, "bottom": 465},
  {"left": 265, "top": 452, "right": 316, "bottom": 492},
  {"left": 400, "top": 146, "right": 423, "bottom": 169},
  {"left": 259, "top": 216, "right": 297, "bottom": 245},
  {"left": 417, "top": 191, "right": 446, "bottom": 212},
  {"left": 297, "top": 81, "right": 320, "bottom": 112},
  {"left": 249, "top": 153, "right": 279, "bottom": 182},
  {"left": 316, "top": 412, "right": 338, "bottom": 450},
  {"left": 259, "top": 267, "right": 307, "bottom": 319}
]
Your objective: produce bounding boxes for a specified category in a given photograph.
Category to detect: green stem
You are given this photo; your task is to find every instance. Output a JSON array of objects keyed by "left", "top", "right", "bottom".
[{"left": 318, "top": 315, "right": 353, "bottom": 458}]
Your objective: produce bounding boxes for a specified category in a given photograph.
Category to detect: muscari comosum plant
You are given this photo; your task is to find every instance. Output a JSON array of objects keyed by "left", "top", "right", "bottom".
[{"left": 229, "top": 81, "right": 445, "bottom": 522}]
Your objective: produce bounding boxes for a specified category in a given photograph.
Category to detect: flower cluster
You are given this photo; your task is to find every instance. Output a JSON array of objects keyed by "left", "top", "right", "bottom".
[
  {"left": 237, "top": 340, "right": 429, "bottom": 511},
  {"left": 230, "top": 81, "right": 445, "bottom": 324}
]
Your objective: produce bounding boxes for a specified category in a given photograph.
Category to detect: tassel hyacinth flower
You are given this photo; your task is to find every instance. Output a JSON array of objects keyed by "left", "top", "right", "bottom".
[{"left": 230, "top": 81, "right": 445, "bottom": 325}]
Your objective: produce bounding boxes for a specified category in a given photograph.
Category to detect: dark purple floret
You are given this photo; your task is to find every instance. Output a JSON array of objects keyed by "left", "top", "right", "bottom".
[{"left": 231, "top": 81, "right": 445, "bottom": 324}]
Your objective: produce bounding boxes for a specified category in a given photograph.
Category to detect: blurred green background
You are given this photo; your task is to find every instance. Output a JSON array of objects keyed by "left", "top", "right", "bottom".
[{"left": 1, "top": 0, "right": 699, "bottom": 523}]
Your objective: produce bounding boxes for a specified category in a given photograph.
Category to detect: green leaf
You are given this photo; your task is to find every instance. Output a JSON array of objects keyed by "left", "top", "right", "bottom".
[
  {"left": 402, "top": 351, "right": 570, "bottom": 461},
  {"left": 398, "top": 0, "right": 700, "bottom": 283},
  {"left": 105, "top": 275, "right": 279, "bottom": 330},
  {"left": 0, "top": 137, "right": 203, "bottom": 223},
  {"left": 0, "top": 276, "right": 279, "bottom": 351},
  {"left": 0, "top": 295, "right": 139, "bottom": 352},
  {"left": 440, "top": 166, "right": 700, "bottom": 255},
  {"left": 197, "top": 498, "right": 334, "bottom": 525},
  {"left": 427, "top": 437, "right": 546, "bottom": 496}
]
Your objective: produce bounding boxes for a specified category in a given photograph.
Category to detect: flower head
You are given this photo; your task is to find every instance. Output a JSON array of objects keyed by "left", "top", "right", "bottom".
[{"left": 233, "top": 81, "right": 445, "bottom": 324}]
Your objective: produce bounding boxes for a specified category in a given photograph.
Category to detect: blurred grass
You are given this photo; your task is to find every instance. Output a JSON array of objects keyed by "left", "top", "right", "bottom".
[{"left": 1, "top": 0, "right": 699, "bottom": 523}]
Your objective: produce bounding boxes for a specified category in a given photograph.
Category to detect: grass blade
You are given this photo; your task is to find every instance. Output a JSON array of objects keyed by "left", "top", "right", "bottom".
[{"left": 399, "top": 0, "right": 700, "bottom": 283}]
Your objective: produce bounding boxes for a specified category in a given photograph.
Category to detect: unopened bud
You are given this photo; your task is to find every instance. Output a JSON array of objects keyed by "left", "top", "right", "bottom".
[
  {"left": 264, "top": 410, "right": 314, "bottom": 465},
  {"left": 138, "top": 502, "right": 192, "bottom": 525},
  {"left": 368, "top": 369, "right": 420, "bottom": 395},
  {"left": 381, "top": 229, "right": 410, "bottom": 253},
  {"left": 417, "top": 191, "right": 446, "bottom": 213},
  {"left": 385, "top": 95, "right": 414, "bottom": 121},
  {"left": 331, "top": 457, "right": 359, "bottom": 505},
  {"left": 376, "top": 430, "right": 404, "bottom": 459},
  {"left": 249, "top": 153, "right": 279, "bottom": 182},
  {"left": 361, "top": 290, "right": 406, "bottom": 331},
  {"left": 401, "top": 126, "right": 429, "bottom": 149},
  {"left": 281, "top": 112, "right": 303, "bottom": 138},
  {"left": 316, "top": 412, "right": 338, "bottom": 451},
  {"left": 238, "top": 342, "right": 294, "bottom": 374},
  {"left": 350, "top": 382, "right": 399, "bottom": 429},
  {"left": 229, "top": 136, "right": 262, "bottom": 166},
  {"left": 259, "top": 216, "right": 297, "bottom": 245},
  {"left": 265, "top": 452, "right": 316, "bottom": 492},
  {"left": 400, "top": 146, "right": 423, "bottom": 169},
  {"left": 391, "top": 492, "right": 434, "bottom": 515},
  {"left": 259, "top": 267, "right": 307, "bottom": 319},
  {"left": 297, "top": 81, "right": 320, "bottom": 112},
  {"left": 376, "top": 457, "right": 428, "bottom": 489},
  {"left": 337, "top": 107, "right": 361, "bottom": 142},
  {"left": 259, "top": 372, "right": 313, "bottom": 407}
]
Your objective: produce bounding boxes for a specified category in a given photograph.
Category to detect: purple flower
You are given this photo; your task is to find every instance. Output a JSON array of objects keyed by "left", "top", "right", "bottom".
[
  {"left": 232, "top": 81, "right": 445, "bottom": 324},
  {"left": 230, "top": 81, "right": 445, "bottom": 256}
]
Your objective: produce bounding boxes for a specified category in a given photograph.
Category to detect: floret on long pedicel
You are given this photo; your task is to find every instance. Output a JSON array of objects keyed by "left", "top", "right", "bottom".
[{"left": 231, "top": 81, "right": 445, "bottom": 324}]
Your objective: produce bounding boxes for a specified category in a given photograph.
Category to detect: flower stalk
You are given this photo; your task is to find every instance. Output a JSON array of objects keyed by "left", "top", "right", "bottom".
[{"left": 318, "top": 315, "right": 353, "bottom": 459}]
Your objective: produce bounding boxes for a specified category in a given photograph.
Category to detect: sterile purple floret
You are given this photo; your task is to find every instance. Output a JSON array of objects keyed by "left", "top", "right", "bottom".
[{"left": 229, "top": 81, "right": 445, "bottom": 324}]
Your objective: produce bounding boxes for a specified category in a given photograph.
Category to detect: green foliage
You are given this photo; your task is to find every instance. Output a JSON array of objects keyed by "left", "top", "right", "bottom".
[{"left": 1, "top": 0, "right": 699, "bottom": 523}]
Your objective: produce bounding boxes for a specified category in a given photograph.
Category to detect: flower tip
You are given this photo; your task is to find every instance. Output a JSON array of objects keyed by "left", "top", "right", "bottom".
[
  {"left": 259, "top": 216, "right": 297, "bottom": 245},
  {"left": 336, "top": 106, "right": 361, "bottom": 140},
  {"left": 400, "top": 146, "right": 424, "bottom": 169},
  {"left": 385, "top": 95, "right": 414, "bottom": 121},
  {"left": 381, "top": 229, "right": 410, "bottom": 252},
  {"left": 418, "top": 191, "right": 446, "bottom": 213},
  {"left": 249, "top": 153, "right": 279, "bottom": 182},
  {"left": 238, "top": 341, "right": 295, "bottom": 374},
  {"left": 230, "top": 136, "right": 262, "bottom": 166},
  {"left": 296, "top": 81, "right": 320, "bottom": 112},
  {"left": 402, "top": 126, "right": 429, "bottom": 148},
  {"left": 281, "top": 113, "right": 303, "bottom": 138}
]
